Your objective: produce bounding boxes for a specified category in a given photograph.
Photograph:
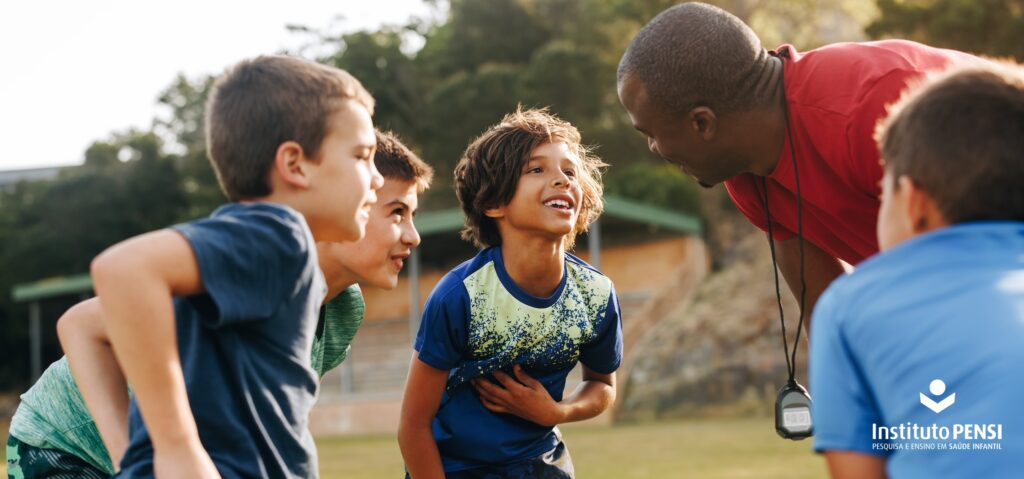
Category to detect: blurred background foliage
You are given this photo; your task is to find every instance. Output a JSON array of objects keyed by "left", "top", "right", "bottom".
[{"left": 1, "top": 0, "right": 1020, "bottom": 391}]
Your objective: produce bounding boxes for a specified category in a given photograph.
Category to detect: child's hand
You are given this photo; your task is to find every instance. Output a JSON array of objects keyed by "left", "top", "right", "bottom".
[{"left": 472, "top": 364, "right": 566, "bottom": 427}]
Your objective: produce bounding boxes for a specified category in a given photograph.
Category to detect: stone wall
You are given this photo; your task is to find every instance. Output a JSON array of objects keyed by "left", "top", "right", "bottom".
[{"left": 618, "top": 227, "right": 807, "bottom": 421}]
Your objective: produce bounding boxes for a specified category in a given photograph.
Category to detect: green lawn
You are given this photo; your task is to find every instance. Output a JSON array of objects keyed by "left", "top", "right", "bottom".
[
  {"left": 4, "top": 417, "right": 829, "bottom": 478},
  {"left": 319, "top": 418, "right": 828, "bottom": 478}
]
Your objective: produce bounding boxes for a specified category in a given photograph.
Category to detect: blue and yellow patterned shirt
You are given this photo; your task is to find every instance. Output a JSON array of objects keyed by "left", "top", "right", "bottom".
[{"left": 414, "top": 246, "right": 623, "bottom": 472}]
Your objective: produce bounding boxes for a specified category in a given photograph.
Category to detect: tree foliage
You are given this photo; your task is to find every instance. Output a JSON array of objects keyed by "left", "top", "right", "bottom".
[
  {"left": 868, "top": 0, "right": 1024, "bottom": 59},
  {"left": 0, "top": 0, "right": 877, "bottom": 390}
]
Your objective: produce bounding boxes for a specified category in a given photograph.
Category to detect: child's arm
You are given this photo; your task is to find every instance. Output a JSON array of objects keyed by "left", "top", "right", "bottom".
[
  {"left": 472, "top": 364, "right": 615, "bottom": 426},
  {"left": 397, "top": 353, "right": 449, "bottom": 479},
  {"left": 90, "top": 230, "right": 220, "bottom": 479},
  {"left": 57, "top": 297, "right": 129, "bottom": 469}
]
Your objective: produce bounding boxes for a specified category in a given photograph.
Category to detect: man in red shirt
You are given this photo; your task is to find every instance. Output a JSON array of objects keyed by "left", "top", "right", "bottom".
[{"left": 616, "top": 2, "right": 982, "bottom": 323}]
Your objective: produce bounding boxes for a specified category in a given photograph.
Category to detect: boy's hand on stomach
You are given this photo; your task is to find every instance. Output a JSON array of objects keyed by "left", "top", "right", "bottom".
[{"left": 472, "top": 364, "right": 566, "bottom": 427}]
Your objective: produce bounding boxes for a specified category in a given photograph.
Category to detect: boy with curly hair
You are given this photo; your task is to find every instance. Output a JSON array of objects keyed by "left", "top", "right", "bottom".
[{"left": 399, "top": 109, "right": 622, "bottom": 478}]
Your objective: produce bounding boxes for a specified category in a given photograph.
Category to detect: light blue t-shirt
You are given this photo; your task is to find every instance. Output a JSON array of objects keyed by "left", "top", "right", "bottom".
[
  {"left": 811, "top": 222, "right": 1024, "bottom": 478},
  {"left": 414, "top": 246, "right": 623, "bottom": 473}
]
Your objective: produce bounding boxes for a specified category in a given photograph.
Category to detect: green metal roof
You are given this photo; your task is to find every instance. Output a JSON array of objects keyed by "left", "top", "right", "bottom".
[
  {"left": 415, "top": 208, "right": 466, "bottom": 236},
  {"left": 603, "top": 195, "right": 701, "bottom": 234},
  {"left": 13, "top": 274, "right": 92, "bottom": 302},
  {"left": 11, "top": 195, "right": 700, "bottom": 303}
]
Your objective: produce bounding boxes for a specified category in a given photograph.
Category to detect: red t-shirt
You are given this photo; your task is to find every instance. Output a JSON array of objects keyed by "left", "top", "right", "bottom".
[{"left": 724, "top": 40, "right": 982, "bottom": 265}]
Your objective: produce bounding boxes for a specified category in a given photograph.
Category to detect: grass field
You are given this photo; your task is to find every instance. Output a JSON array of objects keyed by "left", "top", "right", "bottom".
[{"left": 4, "top": 417, "right": 829, "bottom": 478}]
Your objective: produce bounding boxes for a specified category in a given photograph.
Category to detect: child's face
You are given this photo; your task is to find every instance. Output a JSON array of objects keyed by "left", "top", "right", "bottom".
[
  {"left": 307, "top": 100, "right": 383, "bottom": 242},
  {"left": 489, "top": 141, "right": 583, "bottom": 243},
  {"left": 877, "top": 170, "right": 914, "bottom": 251},
  {"left": 320, "top": 178, "right": 421, "bottom": 289}
]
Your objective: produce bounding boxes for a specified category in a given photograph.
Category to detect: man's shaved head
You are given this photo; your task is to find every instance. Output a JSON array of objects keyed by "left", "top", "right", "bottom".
[{"left": 617, "top": 2, "right": 771, "bottom": 115}]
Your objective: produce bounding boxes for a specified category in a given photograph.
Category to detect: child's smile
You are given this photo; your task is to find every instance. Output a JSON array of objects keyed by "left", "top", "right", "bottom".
[{"left": 542, "top": 193, "right": 576, "bottom": 216}]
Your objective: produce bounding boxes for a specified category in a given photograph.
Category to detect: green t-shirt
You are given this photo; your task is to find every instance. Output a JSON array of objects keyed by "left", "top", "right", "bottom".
[
  {"left": 310, "top": 285, "right": 365, "bottom": 378},
  {"left": 8, "top": 356, "right": 116, "bottom": 474},
  {"left": 8, "top": 285, "right": 366, "bottom": 473}
]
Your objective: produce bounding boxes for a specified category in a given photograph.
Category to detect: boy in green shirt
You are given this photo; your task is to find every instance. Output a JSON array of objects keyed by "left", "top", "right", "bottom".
[{"left": 5, "top": 130, "right": 432, "bottom": 478}]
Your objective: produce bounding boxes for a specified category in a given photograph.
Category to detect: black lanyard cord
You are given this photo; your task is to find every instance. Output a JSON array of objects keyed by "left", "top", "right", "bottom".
[{"left": 761, "top": 50, "right": 807, "bottom": 386}]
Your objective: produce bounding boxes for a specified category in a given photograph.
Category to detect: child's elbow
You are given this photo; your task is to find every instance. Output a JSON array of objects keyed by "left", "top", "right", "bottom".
[
  {"left": 90, "top": 244, "right": 145, "bottom": 294},
  {"left": 56, "top": 306, "right": 77, "bottom": 345},
  {"left": 396, "top": 422, "right": 416, "bottom": 450},
  {"left": 89, "top": 247, "right": 123, "bottom": 287},
  {"left": 397, "top": 414, "right": 431, "bottom": 444},
  {"left": 57, "top": 299, "right": 99, "bottom": 344},
  {"left": 396, "top": 418, "right": 416, "bottom": 441}
]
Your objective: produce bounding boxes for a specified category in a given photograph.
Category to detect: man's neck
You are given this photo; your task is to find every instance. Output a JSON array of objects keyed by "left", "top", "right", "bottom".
[
  {"left": 498, "top": 230, "right": 565, "bottom": 298},
  {"left": 734, "top": 55, "right": 789, "bottom": 177}
]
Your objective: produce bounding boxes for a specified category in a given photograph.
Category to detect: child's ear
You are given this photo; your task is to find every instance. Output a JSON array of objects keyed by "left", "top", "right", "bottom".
[
  {"left": 484, "top": 205, "right": 505, "bottom": 219},
  {"left": 900, "top": 175, "right": 948, "bottom": 233},
  {"left": 273, "top": 141, "right": 313, "bottom": 189}
]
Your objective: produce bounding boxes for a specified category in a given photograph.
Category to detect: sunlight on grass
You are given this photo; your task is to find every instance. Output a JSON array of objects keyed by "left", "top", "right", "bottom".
[
  {"left": 316, "top": 417, "right": 828, "bottom": 479},
  {"left": 3, "top": 417, "right": 828, "bottom": 478}
]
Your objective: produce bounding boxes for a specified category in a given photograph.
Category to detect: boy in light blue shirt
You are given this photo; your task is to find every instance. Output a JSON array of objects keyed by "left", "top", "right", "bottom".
[{"left": 810, "top": 62, "right": 1024, "bottom": 478}]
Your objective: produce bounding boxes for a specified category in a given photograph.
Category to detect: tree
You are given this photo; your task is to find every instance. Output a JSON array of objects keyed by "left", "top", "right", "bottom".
[
  {"left": 324, "top": 29, "right": 427, "bottom": 139},
  {"left": 156, "top": 75, "right": 224, "bottom": 218},
  {"left": 868, "top": 0, "right": 1024, "bottom": 59}
]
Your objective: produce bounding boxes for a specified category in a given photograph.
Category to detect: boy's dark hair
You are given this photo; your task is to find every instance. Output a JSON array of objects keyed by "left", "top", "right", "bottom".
[
  {"left": 374, "top": 130, "right": 434, "bottom": 193},
  {"left": 454, "top": 108, "right": 606, "bottom": 249},
  {"left": 877, "top": 61, "right": 1024, "bottom": 223},
  {"left": 205, "top": 55, "right": 375, "bottom": 201}
]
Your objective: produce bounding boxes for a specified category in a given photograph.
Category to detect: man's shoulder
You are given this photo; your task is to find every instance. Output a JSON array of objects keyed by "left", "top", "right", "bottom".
[
  {"left": 787, "top": 40, "right": 977, "bottom": 109},
  {"left": 800, "top": 40, "right": 972, "bottom": 70}
]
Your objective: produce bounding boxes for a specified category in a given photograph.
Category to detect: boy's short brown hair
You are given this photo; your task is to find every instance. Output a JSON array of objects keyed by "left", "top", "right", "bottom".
[
  {"left": 205, "top": 55, "right": 375, "bottom": 201},
  {"left": 374, "top": 130, "right": 434, "bottom": 192},
  {"left": 877, "top": 61, "right": 1024, "bottom": 223},
  {"left": 454, "top": 108, "right": 606, "bottom": 248}
]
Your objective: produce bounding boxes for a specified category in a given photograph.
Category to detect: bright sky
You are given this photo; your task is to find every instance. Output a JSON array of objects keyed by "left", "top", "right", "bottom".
[{"left": 0, "top": 0, "right": 437, "bottom": 171}]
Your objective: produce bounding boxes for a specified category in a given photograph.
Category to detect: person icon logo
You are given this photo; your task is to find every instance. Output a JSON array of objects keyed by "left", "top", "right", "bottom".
[{"left": 920, "top": 379, "right": 956, "bottom": 413}]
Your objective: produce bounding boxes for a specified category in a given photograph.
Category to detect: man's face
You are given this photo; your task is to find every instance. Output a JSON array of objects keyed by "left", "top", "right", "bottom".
[
  {"left": 618, "top": 74, "right": 729, "bottom": 187},
  {"left": 320, "top": 178, "right": 421, "bottom": 289},
  {"left": 877, "top": 170, "right": 914, "bottom": 251},
  {"left": 488, "top": 141, "right": 584, "bottom": 243},
  {"left": 307, "top": 100, "right": 384, "bottom": 242}
]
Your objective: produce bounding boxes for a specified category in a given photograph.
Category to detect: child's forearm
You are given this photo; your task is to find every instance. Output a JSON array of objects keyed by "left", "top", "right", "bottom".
[
  {"left": 399, "top": 354, "right": 450, "bottom": 479},
  {"left": 58, "top": 298, "right": 130, "bottom": 468},
  {"left": 91, "top": 232, "right": 205, "bottom": 455},
  {"left": 397, "top": 425, "right": 446, "bottom": 479},
  {"left": 556, "top": 375, "right": 616, "bottom": 423}
]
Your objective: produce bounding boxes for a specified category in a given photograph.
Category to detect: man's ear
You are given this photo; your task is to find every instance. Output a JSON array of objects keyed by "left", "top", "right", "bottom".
[
  {"left": 688, "top": 106, "right": 717, "bottom": 141},
  {"left": 899, "top": 175, "right": 948, "bottom": 233},
  {"left": 273, "top": 140, "right": 312, "bottom": 189}
]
